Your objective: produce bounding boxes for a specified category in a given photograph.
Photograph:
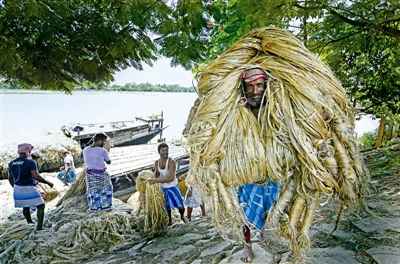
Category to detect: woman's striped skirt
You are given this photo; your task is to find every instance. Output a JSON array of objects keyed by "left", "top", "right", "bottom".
[{"left": 85, "top": 170, "right": 113, "bottom": 211}]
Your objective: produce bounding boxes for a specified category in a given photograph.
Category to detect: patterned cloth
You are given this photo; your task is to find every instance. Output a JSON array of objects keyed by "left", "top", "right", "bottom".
[
  {"left": 85, "top": 170, "right": 113, "bottom": 211},
  {"left": 162, "top": 186, "right": 184, "bottom": 210},
  {"left": 13, "top": 184, "right": 44, "bottom": 208},
  {"left": 57, "top": 169, "right": 77, "bottom": 184},
  {"left": 238, "top": 181, "right": 279, "bottom": 230}
]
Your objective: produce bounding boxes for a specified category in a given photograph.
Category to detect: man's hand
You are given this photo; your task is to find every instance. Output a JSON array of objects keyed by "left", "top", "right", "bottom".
[
  {"left": 147, "top": 178, "right": 158, "bottom": 184},
  {"left": 104, "top": 140, "right": 111, "bottom": 152}
]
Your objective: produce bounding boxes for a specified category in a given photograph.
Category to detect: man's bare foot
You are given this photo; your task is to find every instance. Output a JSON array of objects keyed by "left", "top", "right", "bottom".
[
  {"left": 181, "top": 216, "right": 188, "bottom": 224},
  {"left": 240, "top": 242, "right": 254, "bottom": 263}
]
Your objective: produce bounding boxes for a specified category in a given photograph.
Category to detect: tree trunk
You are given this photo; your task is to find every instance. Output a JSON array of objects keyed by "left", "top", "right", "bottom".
[
  {"left": 387, "top": 122, "right": 393, "bottom": 141},
  {"left": 302, "top": 0, "right": 308, "bottom": 45},
  {"left": 375, "top": 115, "right": 385, "bottom": 148},
  {"left": 393, "top": 123, "right": 399, "bottom": 138}
]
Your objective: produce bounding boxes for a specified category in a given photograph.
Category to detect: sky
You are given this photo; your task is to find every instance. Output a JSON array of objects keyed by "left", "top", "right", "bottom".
[{"left": 112, "top": 57, "right": 194, "bottom": 87}]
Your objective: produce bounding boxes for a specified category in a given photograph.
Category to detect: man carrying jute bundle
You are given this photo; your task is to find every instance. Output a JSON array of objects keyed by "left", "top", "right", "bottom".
[
  {"left": 184, "top": 27, "right": 366, "bottom": 262},
  {"left": 237, "top": 67, "right": 280, "bottom": 262}
]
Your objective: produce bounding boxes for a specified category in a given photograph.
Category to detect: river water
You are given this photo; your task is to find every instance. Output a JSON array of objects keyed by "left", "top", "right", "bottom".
[
  {"left": 0, "top": 90, "right": 197, "bottom": 151},
  {"left": 0, "top": 90, "right": 378, "bottom": 152}
]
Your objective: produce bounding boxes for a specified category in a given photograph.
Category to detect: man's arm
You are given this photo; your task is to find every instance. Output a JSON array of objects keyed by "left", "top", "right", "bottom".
[
  {"left": 104, "top": 148, "right": 111, "bottom": 165},
  {"left": 8, "top": 168, "right": 14, "bottom": 187},
  {"left": 154, "top": 161, "right": 160, "bottom": 178},
  {"left": 31, "top": 170, "right": 54, "bottom": 187},
  {"left": 151, "top": 160, "right": 176, "bottom": 184}
]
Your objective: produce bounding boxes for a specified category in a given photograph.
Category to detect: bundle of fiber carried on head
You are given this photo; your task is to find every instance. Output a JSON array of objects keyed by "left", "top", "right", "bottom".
[
  {"left": 136, "top": 170, "right": 169, "bottom": 234},
  {"left": 185, "top": 27, "right": 367, "bottom": 256}
]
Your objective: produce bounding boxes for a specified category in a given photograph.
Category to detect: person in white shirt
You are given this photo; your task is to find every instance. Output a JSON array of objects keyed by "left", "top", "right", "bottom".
[
  {"left": 148, "top": 143, "right": 186, "bottom": 225},
  {"left": 57, "top": 150, "right": 77, "bottom": 185}
]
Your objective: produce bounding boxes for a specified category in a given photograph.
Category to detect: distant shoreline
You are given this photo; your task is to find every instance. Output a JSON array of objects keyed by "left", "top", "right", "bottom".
[
  {"left": 0, "top": 89, "right": 196, "bottom": 94},
  {"left": 0, "top": 82, "right": 196, "bottom": 93}
]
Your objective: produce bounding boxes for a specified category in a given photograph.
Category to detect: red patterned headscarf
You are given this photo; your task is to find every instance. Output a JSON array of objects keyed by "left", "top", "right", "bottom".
[{"left": 240, "top": 68, "right": 267, "bottom": 83}]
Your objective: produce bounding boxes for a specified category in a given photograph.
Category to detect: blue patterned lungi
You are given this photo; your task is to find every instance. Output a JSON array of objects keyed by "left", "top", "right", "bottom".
[
  {"left": 238, "top": 181, "right": 279, "bottom": 230},
  {"left": 13, "top": 184, "right": 44, "bottom": 208},
  {"left": 85, "top": 169, "right": 113, "bottom": 211},
  {"left": 162, "top": 186, "right": 184, "bottom": 210}
]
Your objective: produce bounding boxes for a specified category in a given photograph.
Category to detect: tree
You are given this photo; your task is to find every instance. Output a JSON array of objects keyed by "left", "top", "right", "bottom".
[
  {"left": 308, "top": 1, "right": 400, "bottom": 115},
  {"left": 174, "top": 0, "right": 400, "bottom": 115},
  {"left": 155, "top": 0, "right": 209, "bottom": 69},
  {"left": 0, "top": 0, "right": 170, "bottom": 91}
]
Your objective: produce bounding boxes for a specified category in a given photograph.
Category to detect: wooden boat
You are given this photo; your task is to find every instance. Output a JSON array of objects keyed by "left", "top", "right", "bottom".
[{"left": 61, "top": 112, "right": 166, "bottom": 149}]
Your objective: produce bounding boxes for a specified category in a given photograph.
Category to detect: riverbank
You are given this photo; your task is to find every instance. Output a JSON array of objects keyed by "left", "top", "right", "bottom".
[{"left": 0, "top": 143, "right": 399, "bottom": 263}]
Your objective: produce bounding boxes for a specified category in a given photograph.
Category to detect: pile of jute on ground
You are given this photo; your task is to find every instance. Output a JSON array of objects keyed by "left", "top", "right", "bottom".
[
  {"left": 185, "top": 27, "right": 367, "bottom": 256},
  {"left": 0, "top": 189, "right": 138, "bottom": 264},
  {"left": 59, "top": 170, "right": 167, "bottom": 234},
  {"left": 135, "top": 170, "right": 169, "bottom": 234}
]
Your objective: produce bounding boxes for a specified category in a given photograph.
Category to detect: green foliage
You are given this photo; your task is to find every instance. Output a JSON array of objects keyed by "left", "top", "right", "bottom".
[
  {"left": 189, "top": 0, "right": 400, "bottom": 115},
  {"left": 156, "top": 0, "right": 209, "bottom": 69},
  {"left": 0, "top": 0, "right": 169, "bottom": 91},
  {"left": 359, "top": 131, "right": 376, "bottom": 150},
  {"left": 1, "top": 0, "right": 399, "bottom": 116},
  {"left": 309, "top": 1, "right": 400, "bottom": 115}
]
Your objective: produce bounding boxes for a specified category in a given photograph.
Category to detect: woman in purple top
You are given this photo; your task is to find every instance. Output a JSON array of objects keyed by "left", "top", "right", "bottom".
[{"left": 82, "top": 133, "right": 112, "bottom": 211}]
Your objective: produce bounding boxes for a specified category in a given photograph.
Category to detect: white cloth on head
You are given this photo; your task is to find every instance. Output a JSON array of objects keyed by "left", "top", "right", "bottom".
[{"left": 64, "top": 154, "right": 75, "bottom": 169}]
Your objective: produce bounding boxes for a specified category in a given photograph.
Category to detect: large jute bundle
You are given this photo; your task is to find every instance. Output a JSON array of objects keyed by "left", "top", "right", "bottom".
[
  {"left": 185, "top": 27, "right": 367, "bottom": 255},
  {"left": 135, "top": 170, "right": 169, "bottom": 234}
]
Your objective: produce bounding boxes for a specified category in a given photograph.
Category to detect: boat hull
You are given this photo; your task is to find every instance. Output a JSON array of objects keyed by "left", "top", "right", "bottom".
[
  {"left": 77, "top": 128, "right": 163, "bottom": 149},
  {"left": 114, "top": 129, "right": 163, "bottom": 147}
]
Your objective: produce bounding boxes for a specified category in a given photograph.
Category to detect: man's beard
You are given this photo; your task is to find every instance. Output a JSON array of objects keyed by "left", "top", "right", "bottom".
[{"left": 246, "top": 96, "right": 264, "bottom": 109}]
